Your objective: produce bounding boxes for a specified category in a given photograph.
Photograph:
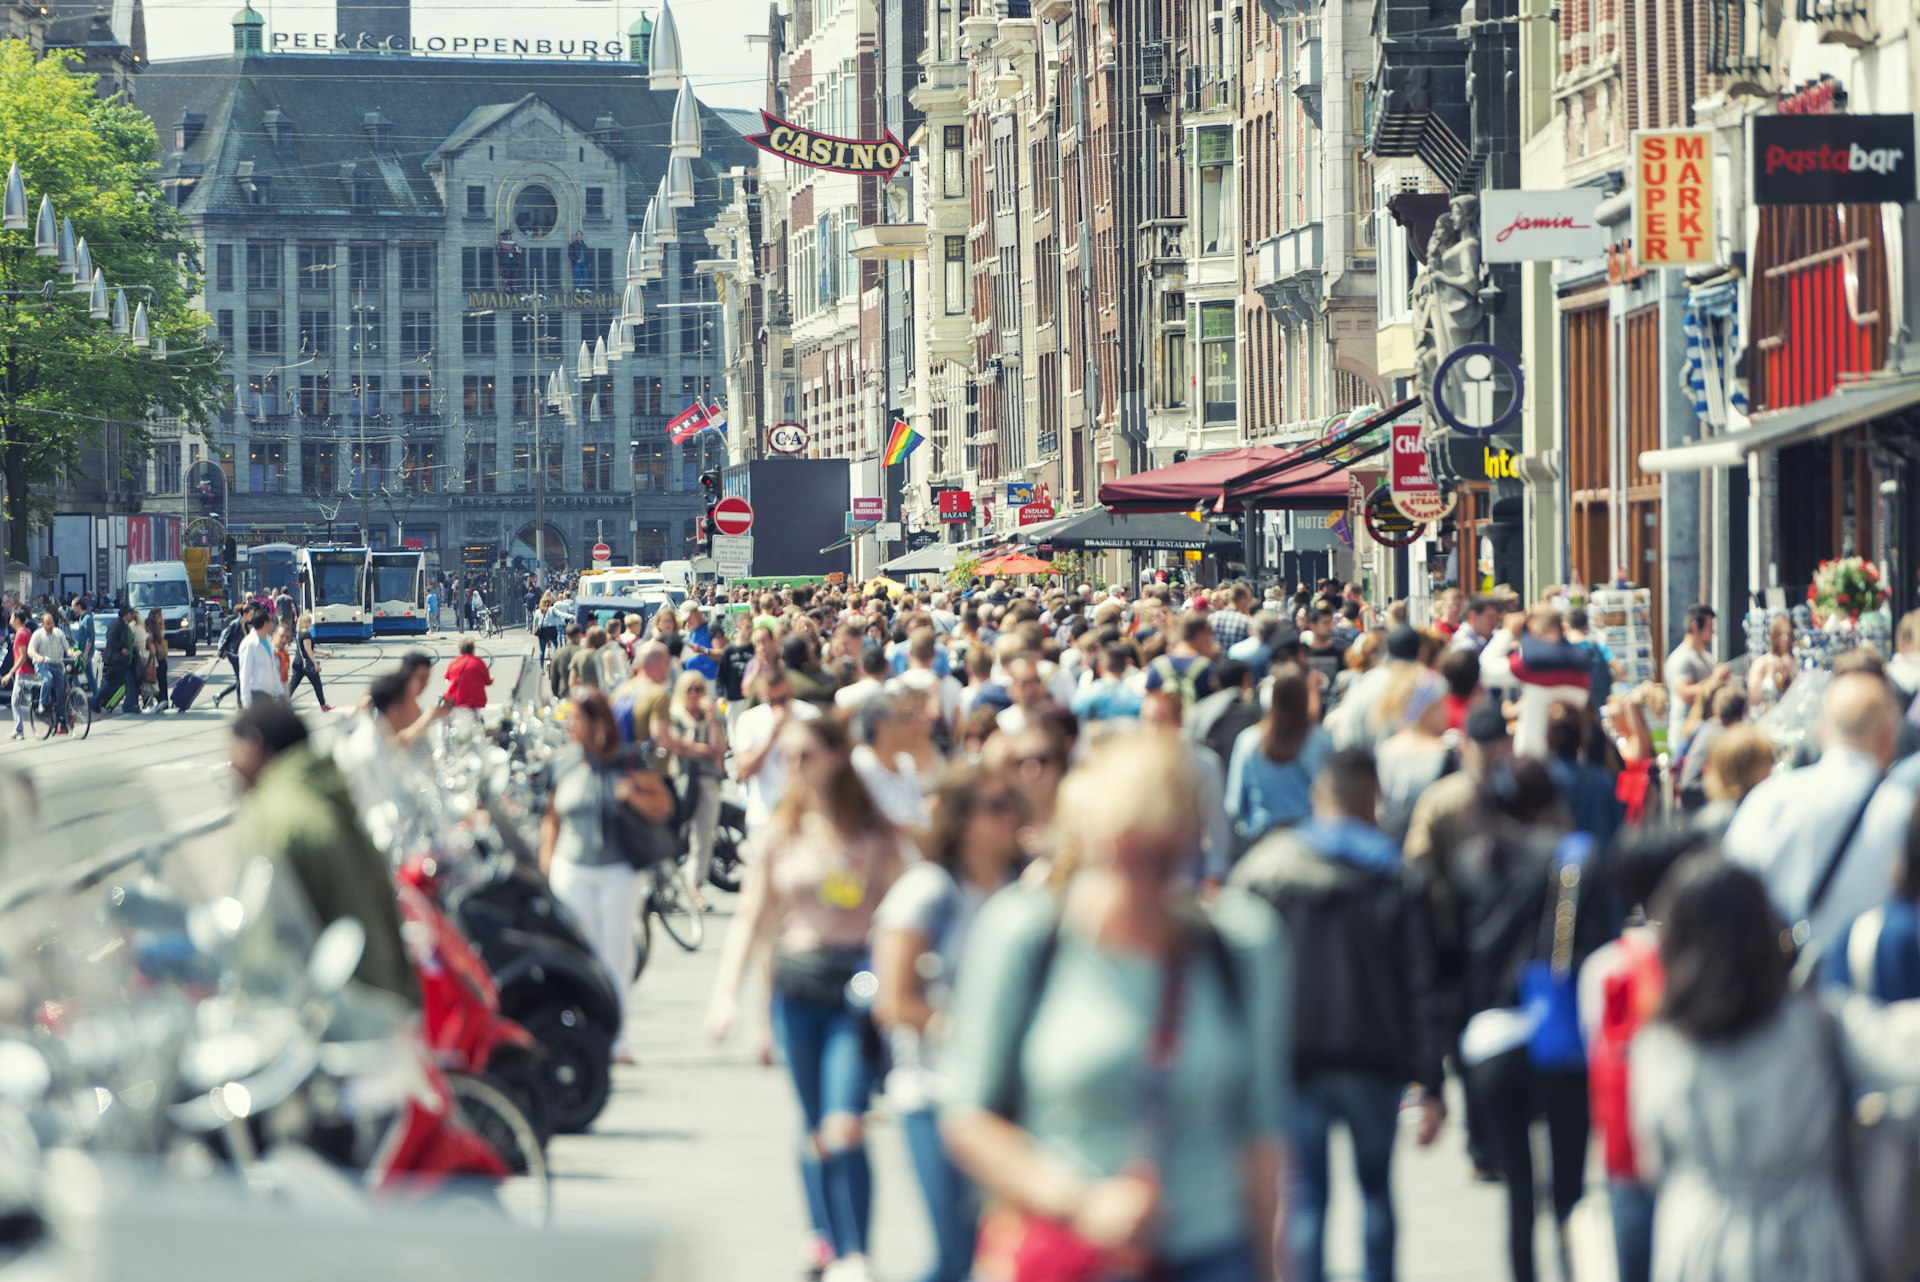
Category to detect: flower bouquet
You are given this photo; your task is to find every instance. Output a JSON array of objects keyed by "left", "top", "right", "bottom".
[{"left": 1808, "top": 556, "right": 1886, "bottom": 622}]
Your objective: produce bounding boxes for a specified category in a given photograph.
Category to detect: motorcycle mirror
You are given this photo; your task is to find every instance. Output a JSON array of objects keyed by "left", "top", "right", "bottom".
[{"left": 307, "top": 918, "right": 365, "bottom": 999}]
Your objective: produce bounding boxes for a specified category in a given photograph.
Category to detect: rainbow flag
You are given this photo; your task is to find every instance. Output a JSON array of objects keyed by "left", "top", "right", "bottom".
[{"left": 881, "top": 418, "right": 923, "bottom": 465}]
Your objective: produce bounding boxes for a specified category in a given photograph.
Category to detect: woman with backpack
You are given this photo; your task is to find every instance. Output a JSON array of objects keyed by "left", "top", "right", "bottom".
[
  {"left": 941, "top": 733, "right": 1286, "bottom": 1282},
  {"left": 873, "top": 761, "right": 1026, "bottom": 1282}
]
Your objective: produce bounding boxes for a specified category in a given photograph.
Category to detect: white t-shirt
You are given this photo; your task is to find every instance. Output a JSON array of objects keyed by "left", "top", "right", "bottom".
[
  {"left": 852, "top": 743, "right": 928, "bottom": 832},
  {"left": 835, "top": 677, "right": 888, "bottom": 710},
  {"left": 890, "top": 668, "right": 964, "bottom": 728},
  {"left": 734, "top": 699, "right": 822, "bottom": 836}
]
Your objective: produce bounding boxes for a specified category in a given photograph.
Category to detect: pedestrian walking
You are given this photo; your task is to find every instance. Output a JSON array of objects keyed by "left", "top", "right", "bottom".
[
  {"left": 143, "top": 608, "right": 171, "bottom": 715},
  {"left": 872, "top": 761, "right": 1025, "bottom": 1282},
  {"left": 668, "top": 670, "right": 726, "bottom": 913},
  {"left": 941, "top": 732, "right": 1286, "bottom": 1282},
  {"left": 1232, "top": 748, "right": 1448, "bottom": 1282},
  {"left": 1226, "top": 662, "right": 1332, "bottom": 845},
  {"left": 538, "top": 691, "right": 652, "bottom": 1063},
  {"left": 442, "top": 636, "right": 492, "bottom": 712},
  {"left": 286, "top": 614, "right": 333, "bottom": 712},
  {"left": 211, "top": 606, "right": 249, "bottom": 708},
  {"left": 93, "top": 606, "right": 138, "bottom": 715},
  {"left": 706, "top": 715, "right": 905, "bottom": 1282},
  {"left": 5, "top": 608, "right": 33, "bottom": 739},
  {"left": 534, "top": 591, "right": 557, "bottom": 663},
  {"left": 236, "top": 608, "right": 284, "bottom": 708}
]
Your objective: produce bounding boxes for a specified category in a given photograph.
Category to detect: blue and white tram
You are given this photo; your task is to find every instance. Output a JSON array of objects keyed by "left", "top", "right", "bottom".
[
  {"left": 368, "top": 549, "right": 427, "bottom": 636},
  {"left": 300, "top": 546, "right": 373, "bottom": 642}
]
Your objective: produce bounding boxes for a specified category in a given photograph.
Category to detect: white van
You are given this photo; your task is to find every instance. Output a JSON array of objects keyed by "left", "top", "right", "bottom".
[{"left": 125, "top": 560, "right": 197, "bottom": 655}]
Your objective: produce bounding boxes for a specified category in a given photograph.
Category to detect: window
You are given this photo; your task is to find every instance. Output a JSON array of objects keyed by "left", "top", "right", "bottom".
[
  {"left": 943, "top": 236, "right": 966, "bottom": 315},
  {"left": 298, "top": 307, "right": 331, "bottom": 354},
  {"left": 345, "top": 375, "right": 381, "bottom": 417},
  {"left": 398, "top": 243, "right": 436, "bottom": 291},
  {"left": 214, "top": 244, "right": 234, "bottom": 291},
  {"left": 462, "top": 310, "right": 496, "bottom": 355},
  {"left": 936, "top": 0, "right": 955, "bottom": 59},
  {"left": 462, "top": 375, "right": 496, "bottom": 417},
  {"left": 1199, "top": 303, "right": 1236, "bottom": 423},
  {"left": 399, "top": 309, "right": 433, "bottom": 356},
  {"left": 400, "top": 442, "right": 437, "bottom": 492},
  {"left": 296, "top": 243, "right": 333, "bottom": 288},
  {"left": 297, "top": 374, "right": 330, "bottom": 417},
  {"left": 585, "top": 186, "right": 606, "bottom": 221},
  {"left": 942, "top": 125, "right": 964, "bottom": 199},
  {"left": 400, "top": 373, "right": 433, "bottom": 417},
  {"left": 1196, "top": 127, "right": 1234, "bottom": 256},
  {"left": 350, "top": 303, "right": 381, "bottom": 354},
  {"left": 633, "top": 440, "right": 667, "bottom": 492},
  {"left": 466, "top": 185, "right": 486, "bottom": 218},
  {"left": 153, "top": 444, "right": 180, "bottom": 496},
  {"left": 248, "top": 441, "right": 285, "bottom": 493},
  {"left": 633, "top": 310, "right": 665, "bottom": 356},
  {"left": 464, "top": 443, "right": 497, "bottom": 493},
  {"left": 511, "top": 311, "right": 561, "bottom": 359},
  {"left": 351, "top": 176, "right": 376, "bottom": 209},
  {"left": 302, "top": 442, "right": 339, "bottom": 492},
  {"left": 348, "top": 442, "right": 386, "bottom": 491},
  {"left": 347, "top": 243, "right": 383, "bottom": 292},
  {"left": 247, "top": 308, "right": 281, "bottom": 355},
  {"left": 215, "top": 309, "right": 234, "bottom": 349},
  {"left": 461, "top": 247, "right": 497, "bottom": 290},
  {"left": 582, "top": 442, "right": 612, "bottom": 491},
  {"left": 1165, "top": 332, "right": 1187, "bottom": 408},
  {"left": 579, "top": 310, "right": 613, "bottom": 351},
  {"left": 512, "top": 184, "right": 559, "bottom": 239},
  {"left": 632, "top": 376, "right": 663, "bottom": 416},
  {"left": 244, "top": 373, "right": 280, "bottom": 417},
  {"left": 245, "top": 242, "right": 281, "bottom": 290},
  {"left": 511, "top": 374, "right": 540, "bottom": 418}
]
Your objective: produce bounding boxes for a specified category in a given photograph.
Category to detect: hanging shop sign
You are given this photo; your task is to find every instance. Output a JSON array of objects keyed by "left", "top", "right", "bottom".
[
  {"left": 1018, "top": 501, "right": 1056, "bottom": 526},
  {"left": 744, "top": 111, "right": 907, "bottom": 179},
  {"left": 1431, "top": 343, "right": 1525, "bottom": 438},
  {"left": 767, "top": 421, "right": 810, "bottom": 455},
  {"left": 1006, "top": 481, "right": 1037, "bottom": 506},
  {"left": 1388, "top": 420, "right": 1457, "bottom": 523},
  {"left": 1633, "top": 130, "right": 1716, "bottom": 266},
  {"left": 850, "top": 497, "right": 885, "bottom": 525},
  {"left": 1480, "top": 190, "right": 1606, "bottom": 262},
  {"left": 1752, "top": 113, "right": 1916, "bottom": 207},
  {"left": 1363, "top": 485, "right": 1427, "bottom": 549},
  {"left": 935, "top": 489, "right": 973, "bottom": 523}
]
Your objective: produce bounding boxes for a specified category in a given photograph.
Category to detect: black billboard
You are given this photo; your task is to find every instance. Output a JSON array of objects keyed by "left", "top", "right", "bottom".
[
  {"left": 1752, "top": 113, "right": 1917, "bottom": 206},
  {"left": 728, "top": 459, "right": 852, "bottom": 579}
]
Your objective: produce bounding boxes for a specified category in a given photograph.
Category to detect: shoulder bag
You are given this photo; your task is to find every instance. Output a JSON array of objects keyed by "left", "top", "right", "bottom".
[
  {"left": 1519, "top": 831, "right": 1594, "bottom": 1071},
  {"left": 598, "top": 761, "right": 681, "bottom": 870}
]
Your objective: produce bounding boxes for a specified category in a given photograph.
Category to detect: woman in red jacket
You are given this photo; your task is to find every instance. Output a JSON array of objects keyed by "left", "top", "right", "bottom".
[{"left": 442, "top": 636, "right": 492, "bottom": 711}]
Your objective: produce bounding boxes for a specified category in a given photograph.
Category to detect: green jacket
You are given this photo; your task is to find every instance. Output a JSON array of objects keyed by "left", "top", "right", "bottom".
[{"left": 237, "top": 744, "right": 420, "bottom": 1007}]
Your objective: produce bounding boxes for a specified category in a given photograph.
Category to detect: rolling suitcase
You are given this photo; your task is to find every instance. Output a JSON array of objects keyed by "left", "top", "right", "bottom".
[{"left": 170, "top": 668, "right": 207, "bottom": 712}]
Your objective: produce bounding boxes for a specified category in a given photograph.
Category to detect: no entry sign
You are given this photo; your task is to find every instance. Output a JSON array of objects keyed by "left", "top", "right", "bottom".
[{"left": 711, "top": 495, "right": 754, "bottom": 536}]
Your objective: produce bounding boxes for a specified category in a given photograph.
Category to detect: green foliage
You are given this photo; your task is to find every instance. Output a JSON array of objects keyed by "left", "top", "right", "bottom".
[
  {"left": 0, "top": 41, "right": 224, "bottom": 559},
  {"left": 945, "top": 552, "right": 982, "bottom": 590}
]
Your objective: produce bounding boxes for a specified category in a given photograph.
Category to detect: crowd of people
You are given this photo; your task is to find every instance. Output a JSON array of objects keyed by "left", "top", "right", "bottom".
[{"left": 528, "top": 572, "right": 1920, "bottom": 1282}]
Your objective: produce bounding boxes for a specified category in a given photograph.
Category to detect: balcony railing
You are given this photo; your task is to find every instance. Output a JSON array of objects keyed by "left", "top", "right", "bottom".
[
  {"left": 1182, "top": 66, "right": 1236, "bottom": 113},
  {"left": 1139, "top": 217, "right": 1186, "bottom": 273},
  {"left": 1139, "top": 41, "right": 1169, "bottom": 97},
  {"left": 1254, "top": 223, "right": 1326, "bottom": 322}
]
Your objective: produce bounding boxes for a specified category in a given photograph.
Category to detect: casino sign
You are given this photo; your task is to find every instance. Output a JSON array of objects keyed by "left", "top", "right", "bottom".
[{"left": 744, "top": 112, "right": 907, "bottom": 179}]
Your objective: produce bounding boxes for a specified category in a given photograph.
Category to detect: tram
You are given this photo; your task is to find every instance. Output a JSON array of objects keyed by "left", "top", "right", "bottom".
[
  {"left": 368, "top": 549, "right": 428, "bottom": 636},
  {"left": 300, "top": 546, "right": 373, "bottom": 642}
]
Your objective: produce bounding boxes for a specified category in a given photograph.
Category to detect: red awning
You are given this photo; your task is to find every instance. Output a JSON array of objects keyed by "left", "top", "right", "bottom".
[
  {"left": 1228, "top": 459, "right": 1353, "bottom": 510},
  {"left": 1099, "top": 446, "right": 1302, "bottom": 514}
]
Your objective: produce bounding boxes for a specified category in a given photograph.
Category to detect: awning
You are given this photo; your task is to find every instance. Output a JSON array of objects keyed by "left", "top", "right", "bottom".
[
  {"left": 1021, "top": 507, "right": 1242, "bottom": 552},
  {"left": 1640, "top": 372, "right": 1920, "bottom": 474},
  {"left": 1099, "top": 445, "right": 1303, "bottom": 514},
  {"left": 880, "top": 543, "right": 958, "bottom": 574},
  {"left": 1228, "top": 460, "right": 1354, "bottom": 510}
]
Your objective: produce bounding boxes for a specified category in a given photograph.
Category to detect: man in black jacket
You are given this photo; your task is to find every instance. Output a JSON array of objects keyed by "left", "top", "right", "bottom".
[
  {"left": 1230, "top": 748, "right": 1447, "bottom": 1282},
  {"left": 92, "top": 606, "right": 140, "bottom": 715},
  {"left": 211, "top": 606, "right": 252, "bottom": 708}
]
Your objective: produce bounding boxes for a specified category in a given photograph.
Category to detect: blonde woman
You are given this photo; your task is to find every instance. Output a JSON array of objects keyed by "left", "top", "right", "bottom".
[
  {"left": 669, "top": 670, "right": 727, "bottom": 912},
  {"left": 941, "top": 732, "right": 1287, "bottom": 1282},
  {"left": 1745, "top": 614, "right": 1796, "bottom": 712}
]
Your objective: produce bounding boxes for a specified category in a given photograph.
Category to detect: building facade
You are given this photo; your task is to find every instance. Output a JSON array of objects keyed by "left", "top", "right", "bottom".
[{"left": 130, "top": 3, "right": 752, "bottom": 573}]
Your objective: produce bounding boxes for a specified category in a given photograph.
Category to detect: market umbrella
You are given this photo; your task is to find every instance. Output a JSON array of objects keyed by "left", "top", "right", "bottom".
[
  {"left": 864, "top": 575, "right": 908, "bottom": 596},
  {"left": 977, "top": 552, "right": 1059, "bottom": 576}
]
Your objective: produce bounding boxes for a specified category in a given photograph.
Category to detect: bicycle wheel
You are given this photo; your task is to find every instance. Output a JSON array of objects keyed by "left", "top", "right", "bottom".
[
  {"left": 650, "top": 864, "right": 704, "bottom": 952},
  {"left": 37, "top": 690, "right": 54, "bottom": 740},
  {"left": 448, "top": 1072, "right": 552, "bottom": 1228},
  {"left": 708, "top": 803, "right": 747, "bottom": 893},
  {"left": 63, "top": 686, "right": 90, "bottom": 740}
]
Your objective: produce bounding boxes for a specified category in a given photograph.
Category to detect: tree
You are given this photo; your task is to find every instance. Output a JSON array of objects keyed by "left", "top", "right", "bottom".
[{"left": 0, "top": 40, "right": 223, "bottom": 563}]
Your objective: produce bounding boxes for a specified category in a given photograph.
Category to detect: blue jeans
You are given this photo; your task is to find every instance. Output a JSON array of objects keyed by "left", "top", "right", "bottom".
[
  {"left": 1290, "top": 1070, "right": 1404, "bottom": 1282},
  {"left": 772, "top": 988, "right": 875, "bottom": 1260},
  {"left": 39, "top": 662, "right": 66, "bottom": 722},
  {"left": 1609, "top": 1180, "right": 1654, "bottom": 1282},
  {"left": 901, "top": 1107, "right": 976, "bottom": 1282}
]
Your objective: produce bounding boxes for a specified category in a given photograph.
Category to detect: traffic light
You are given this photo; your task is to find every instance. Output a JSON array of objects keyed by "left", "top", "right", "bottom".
[{"left": 698, "top": 470, "right": 720, "bottom": 553}]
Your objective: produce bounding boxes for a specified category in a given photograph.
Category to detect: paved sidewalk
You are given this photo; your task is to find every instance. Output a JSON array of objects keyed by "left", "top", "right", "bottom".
[{"left": 548, "top": 903, "right": 1532, "bottom": 1281}]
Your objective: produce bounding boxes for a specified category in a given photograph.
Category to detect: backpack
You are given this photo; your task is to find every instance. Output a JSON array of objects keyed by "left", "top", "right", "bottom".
[{"left": 1148, "top": 653, "right": 1213, "bottom": 711}]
